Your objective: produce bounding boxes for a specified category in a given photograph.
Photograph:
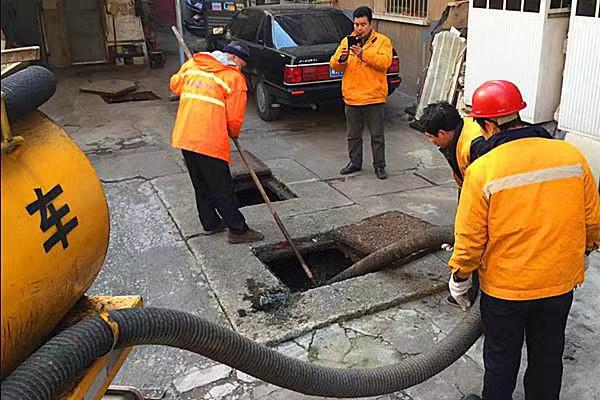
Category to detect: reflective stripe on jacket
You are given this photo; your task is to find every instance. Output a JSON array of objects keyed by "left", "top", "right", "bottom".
[
  {"left": 449, "top": 129, "right": 600, "bottom": 300},
  {"left": 170, "top": 52, "right": 247, "bottom": 163},
  {"left": 330, "top": 31, "right": 393, "bottom": 106}
]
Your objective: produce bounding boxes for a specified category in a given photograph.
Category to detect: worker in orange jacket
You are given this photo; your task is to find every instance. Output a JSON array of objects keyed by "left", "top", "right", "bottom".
[
  {"left": 420, "top": 102, "right": 486, "bottom": 188},
  {"left": 330, "top": 6, "right": 393, "bottom": 180},
  {"left": 170, "top": 42, "right": 263, "bottom": 244},
  {"left": 448, "top": 81, "right": 600, "bottom": 400},
  {"left": 419, "top": 102, "right": 488, "bottom": 308}
]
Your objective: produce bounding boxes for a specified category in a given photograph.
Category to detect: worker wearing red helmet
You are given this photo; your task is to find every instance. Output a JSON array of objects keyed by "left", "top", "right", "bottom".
[{"left": 448, "top": 80, "right": 600, "bottom": 400}]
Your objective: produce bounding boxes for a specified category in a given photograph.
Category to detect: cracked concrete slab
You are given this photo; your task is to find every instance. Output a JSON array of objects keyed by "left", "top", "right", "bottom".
[
  {"left": 328, "top": 173, "right": 432, "bottom": 199},
  {"left": 308, "top": 324, "right": 352, "bottom": 366},
  {"left": 39, "top": 54, "right": 600, "bottom": 400},
  {"left": 358, "top": 185, "right": 459, "bottom": 227},
  {"left": 231, "top": 253, "right": 449, "bottom": 344},
  {"left": 239, "top": 130, "right": 424, "bottom": 181},
  {"left": 89, "top": 149, "right": 184, "bottom": 181},
  {"left": 414, "top": 167, "right": 455, "bottom": 186},
  {"left": 264, "top": 158, "right": 320, "bottom": 184},
  {"left": 240, "top": 180, "right": 355, "bottom": 222},
  {"left": 152, "top": 173, "right": 356, "bottom": 238},
  {"left": 89, "top": 179, "right": 227, "bottom": 388}
]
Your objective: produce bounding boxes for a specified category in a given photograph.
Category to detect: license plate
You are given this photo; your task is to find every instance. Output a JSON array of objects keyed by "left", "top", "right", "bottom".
[{"left": 330, "top": 68, "right": 343, "bottom": 79}]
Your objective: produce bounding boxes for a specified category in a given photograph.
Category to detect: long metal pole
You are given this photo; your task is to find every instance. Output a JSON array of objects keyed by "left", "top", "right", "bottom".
[
  {"left": 170, "top": 27, "right": 315, "bottom": 282},
  {"left": 233, "top": 138, "right": 314, "bottom": 281},
  {"left": 174, "top": 0, "right": 186, "bottom": 65}
]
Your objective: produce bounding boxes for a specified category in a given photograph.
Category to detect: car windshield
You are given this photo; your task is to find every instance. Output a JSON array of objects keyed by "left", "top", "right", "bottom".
[{"left": 272, "top": 12, "right": 353, "bottom": 48}]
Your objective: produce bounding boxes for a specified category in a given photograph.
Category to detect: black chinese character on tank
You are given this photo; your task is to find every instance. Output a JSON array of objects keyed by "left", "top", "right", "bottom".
[{"left": 26, "top": 185, "right": 78, "bottom": 253}]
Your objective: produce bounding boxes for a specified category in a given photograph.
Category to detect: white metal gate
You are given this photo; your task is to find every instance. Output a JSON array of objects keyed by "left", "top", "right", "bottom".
[
  {"left": 464, "top": 0, "right": 569, "bottom": 124},
  {"left": 558, "top": 0, "right": 600, "bottom": 139}
]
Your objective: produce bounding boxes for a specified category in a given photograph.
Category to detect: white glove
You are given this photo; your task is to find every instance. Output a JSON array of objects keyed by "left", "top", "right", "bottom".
[
  {"left": 441, "top": 243, "right": 454, "bottom": 252},
  {"left": 449, "top": 273, "right": 472, "bottom": 311}
]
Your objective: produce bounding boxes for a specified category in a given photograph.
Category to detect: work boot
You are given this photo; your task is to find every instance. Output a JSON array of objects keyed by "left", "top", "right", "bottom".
[
  {"left": 227, "top": 228, "right": 264, "bottom": 244},
  {"left": 462, "top": 395, "right": 482, "bottom": 400},
  {"left": 340, "top": 162, "right": 361, "bottom": 175},
  {"left": 375, "top": 166, "right": 387, "bottom": 179},
  {"left": 201, "top": 221, "right": 227, "bottom": 236}
]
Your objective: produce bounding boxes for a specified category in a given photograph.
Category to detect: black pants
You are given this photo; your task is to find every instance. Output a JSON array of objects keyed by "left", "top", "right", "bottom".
[
  {"left": 345, "top": 104, "right": 386, "bottom": 168},
  {"left": 481, "top": 291, "right": 573, "bottom": 400},
  {"left": 182, "top": 150, "right": 248, "bottom": 234}
]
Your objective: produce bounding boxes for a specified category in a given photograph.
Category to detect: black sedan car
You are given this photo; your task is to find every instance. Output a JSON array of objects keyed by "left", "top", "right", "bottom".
[{"left": 207, "top": 5, "right": 401, "bottom": 121}]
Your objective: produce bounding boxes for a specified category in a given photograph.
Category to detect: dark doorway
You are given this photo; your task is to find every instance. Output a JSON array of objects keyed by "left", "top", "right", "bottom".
[{"left": 64, "top": 0, "right": 107, "bottom": 64}]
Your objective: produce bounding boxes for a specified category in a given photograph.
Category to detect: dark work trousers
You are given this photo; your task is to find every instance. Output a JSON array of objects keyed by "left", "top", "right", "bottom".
[
  {"left": 480, "top": 290, "right": 573, "bottom": 400},
  {"left": 181, "top": 150, "right": 248, "bottom": 234},
  {"left": 345, "top": 103, "right": 386, "bottom": 168}
]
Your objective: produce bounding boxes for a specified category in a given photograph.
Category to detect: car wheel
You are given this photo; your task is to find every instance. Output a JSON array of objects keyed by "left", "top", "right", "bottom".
[{"left": 255, "top": 81, "right": 280, "bottom": 121}]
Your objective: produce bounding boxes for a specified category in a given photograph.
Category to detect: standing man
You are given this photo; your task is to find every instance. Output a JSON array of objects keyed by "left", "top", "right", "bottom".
[
  {"left": 330, "top": 6, "right": 393, "bottom": 180},
  {"left": 419, "top": 101, "right": 485, "bottom": 188},
  {"left": 170, "top": 42, "right": 264, "bottom": 244},
  {"left": 448, "top": 80, "right": 600, "bottom": 400}
]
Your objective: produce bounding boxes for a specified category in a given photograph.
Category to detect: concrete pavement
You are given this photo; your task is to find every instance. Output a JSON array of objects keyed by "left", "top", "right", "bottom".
[{"left": 39, "top": 44, "right": 600, "bottom": 399}]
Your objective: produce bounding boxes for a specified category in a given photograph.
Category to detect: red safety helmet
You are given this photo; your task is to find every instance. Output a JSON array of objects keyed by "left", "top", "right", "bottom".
[{"left": 469, "top": 80, "right": 527, "bottom": 119}]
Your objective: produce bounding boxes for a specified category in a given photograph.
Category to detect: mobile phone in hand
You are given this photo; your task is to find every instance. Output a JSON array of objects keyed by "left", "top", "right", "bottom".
[{"left": 346, "top": 35, "right": 360, "bottom": 47}]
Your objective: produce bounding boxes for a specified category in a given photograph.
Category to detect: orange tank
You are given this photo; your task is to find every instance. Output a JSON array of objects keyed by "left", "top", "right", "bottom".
[{"left": 1, "top": 111, "right": 109, "bottom": 377}]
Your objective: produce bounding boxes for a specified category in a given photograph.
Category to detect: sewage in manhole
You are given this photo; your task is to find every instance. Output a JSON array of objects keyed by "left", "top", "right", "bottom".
[
  {"left": 256, "top": 240, "right": 358, "bottom": 292},
  {"left": 234, "top": 178, "right": 296, "bottom": 207},
  {"left": 102, "top": 91, "right": 160, "bottom": 103}
]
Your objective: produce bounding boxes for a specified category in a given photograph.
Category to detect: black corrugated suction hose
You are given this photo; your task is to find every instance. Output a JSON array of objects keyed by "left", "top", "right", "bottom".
[
  {"left": 1, "top": 304, "right": 481, "bottom": 400},
  {"left": 328, "top": 226, "right": 455, "bottom": 284},
  {"left": 1, "top": 65, "right": 57, "bottom": 122}
]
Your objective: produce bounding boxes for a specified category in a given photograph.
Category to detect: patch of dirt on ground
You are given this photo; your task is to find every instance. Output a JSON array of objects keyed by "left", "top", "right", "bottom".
[{"left": 333, "top": 211, "right": 435, "bottom": 255}]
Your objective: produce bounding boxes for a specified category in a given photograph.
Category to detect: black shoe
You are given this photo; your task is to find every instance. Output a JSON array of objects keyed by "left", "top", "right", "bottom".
[
  {"left": 462, "top": 395, "right": 482, "bottom": 400},
  {"left": 375, "top": 167, "right": 387, "bottom": 179},
  {"left": 201, "top": 221, "right": 227, "bottom": 236},
  {"left": 340, "top": 163, "right": 361, "bottom": 175}
]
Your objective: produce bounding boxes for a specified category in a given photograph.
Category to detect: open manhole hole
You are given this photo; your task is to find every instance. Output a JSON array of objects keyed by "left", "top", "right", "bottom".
[
  {"left": 102, "top": 91, "right": 160, "bottom": 103},
  {"left": 234, "top": 177, "right": 296, "bottom": 207},
  {"left": 255, "top": 238, "right": 362, "bottom": 292}
]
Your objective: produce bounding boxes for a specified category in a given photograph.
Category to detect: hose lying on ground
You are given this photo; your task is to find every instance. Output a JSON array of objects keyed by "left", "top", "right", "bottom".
[
  {"left": 1, "top": 304, "right": 481, "bottom": 400},
  {"left": 1, "top": 65, "right": 56, "bottom": 122},
  {"left": 328, "top": 225, "right": 454, "bottom": 284}
]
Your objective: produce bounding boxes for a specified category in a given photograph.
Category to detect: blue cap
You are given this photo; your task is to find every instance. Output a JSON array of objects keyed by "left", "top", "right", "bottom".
[{"left": 223, "top": 41, "right": 249, "bottom": 63}]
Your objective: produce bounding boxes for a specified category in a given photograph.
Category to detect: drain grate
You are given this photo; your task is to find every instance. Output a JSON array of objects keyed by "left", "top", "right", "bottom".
[
  {"left": 234, "top": 177, "right": 296, "bottom": 207},
  {"left": 255, "top": 239, "right": 359, "bottom": 292}
]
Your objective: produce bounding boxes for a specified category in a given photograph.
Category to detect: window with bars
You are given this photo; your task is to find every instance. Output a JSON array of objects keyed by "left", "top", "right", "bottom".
[{"left": 374, "top": 0, "right": 429, "bottom": 20}]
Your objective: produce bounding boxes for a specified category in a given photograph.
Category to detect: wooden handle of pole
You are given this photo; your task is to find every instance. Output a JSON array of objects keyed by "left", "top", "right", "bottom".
[
  {"left": 232, "top": 138, "right": 314, "bottom": 281},
  {"left": 171, "top": 26, "right": 193, "bottom": 60}
]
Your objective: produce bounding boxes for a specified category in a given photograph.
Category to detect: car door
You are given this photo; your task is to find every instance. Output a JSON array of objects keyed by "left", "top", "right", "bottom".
[
  {"left": 233, "top": 10, "right": 266, "bottom": 80},
  {"left": 248, "top": 14, "right": 280, "bottom": 90},
  {"left": 260, "top": 16, "right": 287, "bottom": 87}
]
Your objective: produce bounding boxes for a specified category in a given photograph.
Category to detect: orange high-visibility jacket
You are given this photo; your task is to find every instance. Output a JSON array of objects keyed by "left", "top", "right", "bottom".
[
  {"left": 330, "top": 31, "right": 393, "bottom": 106},
  {"left": 170, "top": 53, "right": 247, "bottom": 163},
  {"left": 454, "top": 118, "right": 484, "bottom": 186},
  {"left": 450, "top": 132, "right": 600, "bottom": 301}
]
